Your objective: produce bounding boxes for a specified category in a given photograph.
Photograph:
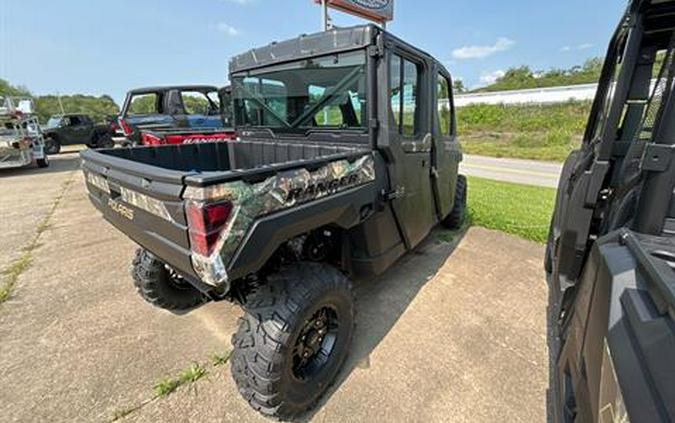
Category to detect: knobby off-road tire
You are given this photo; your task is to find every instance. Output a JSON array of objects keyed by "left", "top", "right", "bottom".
[
  {"left": 544, "top": 227, "right": 554, "bottom": 274},
  {"left": 92, "top": 132, "right": 114, "bottom": 149},
  {"left": 36, "top": 155, "right": 49, "bottom": 168},
  {"left": 231, "top": 262, "right": 355, "bottom": 420},
  {"left": 441, "top": 174, "right": 467, "bottom": 229},
  {"left": 99, "top": 134, "right": 115, "bottom": 149},
  {"left": 44, "top": 138, "right": 61, "bottom": 155},
  {"left": 130, "top": 249, "right": 207, "bottom": 311}
]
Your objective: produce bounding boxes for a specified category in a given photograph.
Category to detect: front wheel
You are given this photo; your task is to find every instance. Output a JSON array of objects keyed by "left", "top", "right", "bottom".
[
  {"left": 231, "top": 262, "right": 355, "bottom": 420},
  {"left": 44, "top": 138, "right": 61, "bottom": 155},
  {"left": 36, "top": 155, "right": 49, "bottom": 168}
]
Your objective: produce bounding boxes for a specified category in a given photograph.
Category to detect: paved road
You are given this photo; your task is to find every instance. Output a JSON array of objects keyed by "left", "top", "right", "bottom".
[
  {"left": 0, "top": 156, "right": 549, "bottom": 422},
  {"left": 461, "top": 154, "right": 563, "bottom": 188}
]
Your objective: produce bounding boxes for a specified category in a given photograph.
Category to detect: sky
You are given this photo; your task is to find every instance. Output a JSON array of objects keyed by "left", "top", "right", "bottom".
[{"left": 1, "top": 0, "right": 627, "bottom": 105}]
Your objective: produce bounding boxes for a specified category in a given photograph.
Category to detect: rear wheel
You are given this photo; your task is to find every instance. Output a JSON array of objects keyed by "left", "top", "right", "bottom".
[
  {"left": 231, "top": 262, "right": 355, "bottom": 420},
  {"left": 92, "top": 132, "right": 114, "bottom": 149},
  {"left": 441, "top": 174, "right": 467, "bottom": 229},
  {"left": 98, "top": 134, "right": 115, "bottom": 149},
  {"left": 130, "top": 249, "right": 207, "bottom": 311}
]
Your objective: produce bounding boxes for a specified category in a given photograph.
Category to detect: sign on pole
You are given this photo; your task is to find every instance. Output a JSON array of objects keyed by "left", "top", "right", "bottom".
[{"left": 315, "top": 0, "right": 394, "bottom": 25}]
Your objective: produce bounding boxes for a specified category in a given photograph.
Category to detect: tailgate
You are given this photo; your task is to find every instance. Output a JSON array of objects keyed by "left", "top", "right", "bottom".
[{"left": 80, "top": 149, "right": 198, "bottom": 280}]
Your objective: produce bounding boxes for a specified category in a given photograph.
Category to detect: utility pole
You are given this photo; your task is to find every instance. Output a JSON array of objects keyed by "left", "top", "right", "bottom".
[
  {"left": 57, "top": 92, "right": 65, "bottom": 115},
  {"left": 321, "top": 0, "right": 328, "bottom": 31}
]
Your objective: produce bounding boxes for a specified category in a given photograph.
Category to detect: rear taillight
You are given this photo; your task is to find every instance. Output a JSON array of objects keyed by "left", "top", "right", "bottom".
[
  {"left": 140, "top": 132, "right": 163, "bottom": 145},
  {"left": 118, "top": 118, "right": 133, "bottom": 136},
  {"left": 185, "top": 200, "right": 233, "bottom": 257}
]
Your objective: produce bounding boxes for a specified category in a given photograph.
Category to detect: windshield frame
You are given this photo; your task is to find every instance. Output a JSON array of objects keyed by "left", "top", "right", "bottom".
[{"left": 231, "top": 48, "right": 370, "bottom": 135}]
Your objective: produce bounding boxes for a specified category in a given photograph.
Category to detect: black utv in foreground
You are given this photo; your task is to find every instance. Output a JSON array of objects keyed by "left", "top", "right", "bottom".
[
  {"left": 546, "top": 0, "right": 675, "bottom": 421},
  {"left": 81, "top": 25, "right": 464, "bottom": 419}
]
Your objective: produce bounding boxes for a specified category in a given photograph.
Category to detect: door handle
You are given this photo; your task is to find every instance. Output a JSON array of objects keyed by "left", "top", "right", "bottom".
[{"left": 382, "top": 186, "right": 405, "bottom": 201}]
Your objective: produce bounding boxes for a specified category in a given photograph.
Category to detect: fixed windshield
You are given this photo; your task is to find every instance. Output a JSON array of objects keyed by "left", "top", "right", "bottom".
[
  {"left": 232, "top": 51, "right": 367, "bottom": 132},
  {"left": 46, "top": 117, "right": 63, "bottom": 128}
]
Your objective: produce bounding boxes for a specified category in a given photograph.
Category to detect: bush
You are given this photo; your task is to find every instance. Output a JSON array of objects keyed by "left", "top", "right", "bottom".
[{"left": 457, "top": 101, "right": 591, "bottom": 161}]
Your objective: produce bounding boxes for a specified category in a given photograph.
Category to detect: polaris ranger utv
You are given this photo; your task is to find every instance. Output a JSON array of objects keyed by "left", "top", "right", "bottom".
[
  {"left": 81, "top": 25, "right": 464, "bottom": 419},
  {"left": 546, "top": 0, "right": 675, "bottom": 421},
  {"left": 117, "top": 85, "right": 236, "bottom": 146}
]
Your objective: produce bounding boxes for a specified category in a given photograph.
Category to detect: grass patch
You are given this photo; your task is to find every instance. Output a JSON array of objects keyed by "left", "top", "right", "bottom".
[
  {"left": 111, "top": 405, "right": 141, "bottom": 421},
  {"left": 0, "top": 175, "right": 74, "bottom": 304},
  {"left": 111, "top": 351, "right": 231, "bottom": 421},
  {"left": 467, "top": 176, "right": 555, "bottom": 243},
  {"left": 0, "top": 254, "right": 32, "bottom": 302},
  {"left": 457, "top": 101, "right": 591, "bottom": 162},
  {"left": 209, "top": 351, "right": 231, "bottom": 367},
  {"left": 153, "top": 362, "right": 207, "bottom": 398}
]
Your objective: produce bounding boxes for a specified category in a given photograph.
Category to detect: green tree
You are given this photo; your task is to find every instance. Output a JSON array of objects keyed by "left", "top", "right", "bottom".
[
  {"left": 452, "top": 79, "right": 467, "bottom": 93},
  {"left": 476, "top": 58, "right": 605, "bottom": 92},
  {"left": 35, "top": 94, "right": 119, "bottom": 123},
  {"left": 1, "top": 78, "right": 119, "bottom": 123},
  {"left": 0, "top": 78, "right": 32, "bottom": 97}
]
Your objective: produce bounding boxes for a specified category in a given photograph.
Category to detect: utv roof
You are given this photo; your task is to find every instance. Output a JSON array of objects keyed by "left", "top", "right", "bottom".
[
  {"left": 229, "top": 24, "right": 443, "bottom": 74},
  {"left": 230, "top": 25, "right": 377, "bottom": 74},
  {"left": 631, "top": 0, "right": 675, "bottom": 41},
  {"left": 126, "top": 85, "right": 220, "bottom": 95}
]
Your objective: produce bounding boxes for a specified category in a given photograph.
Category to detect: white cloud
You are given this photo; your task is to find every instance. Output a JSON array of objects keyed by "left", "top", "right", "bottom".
[
  {"left": 215, "top": 22, "right": 240, "bottom": 36},
  {"left": 561, "top": 43, "right": 593, "bottom": 52},
  {"left": 220, "top": 0, "right": 254, "bottom": 4},
  {"left": 452, "top": 37, "right": 515, "bottom": 60},
  {"left": 479, "top": 70, "right": 506, "bottom": 85}
]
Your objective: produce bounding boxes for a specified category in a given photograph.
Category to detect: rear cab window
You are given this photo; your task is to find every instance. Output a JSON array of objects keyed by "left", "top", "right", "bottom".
[
  {"left": 231, "top": 50, "right": 367, "bottom": 132},
  {"left": 181, "top": 91, "right": 220, "bottom": 115}
]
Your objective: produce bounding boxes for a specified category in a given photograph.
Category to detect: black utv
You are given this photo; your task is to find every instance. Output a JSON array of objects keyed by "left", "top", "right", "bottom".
[
  {"left": 546, "top": 0, "right": 675, "bottom": 421},
  {"left": 43, "top": 114, "right": 114, "bottom": 154},
  {"left": 81, "top": 25, "right": 465, "bottom": 419}
]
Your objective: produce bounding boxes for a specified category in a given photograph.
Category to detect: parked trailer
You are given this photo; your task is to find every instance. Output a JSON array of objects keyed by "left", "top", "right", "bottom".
[{"left": 0, "top": 97, "right": 49, "bottom": 170}]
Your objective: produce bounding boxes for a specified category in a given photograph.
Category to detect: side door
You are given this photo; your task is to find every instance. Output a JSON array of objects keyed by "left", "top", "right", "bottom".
[
  {"left": 78, "top": 115, "right": 96, "bottom": 144},
  {"left": 431, "top": 68, "right": 461, "bottom": 219},
  {"left": 551, "top": 18, "right": 636, "bottom": 296},
  {"left": 386, "top": 50, "right": 436, "bottom": 249},
  {"left": 62, "top": 116, "right": 87, "bottom": 145}
]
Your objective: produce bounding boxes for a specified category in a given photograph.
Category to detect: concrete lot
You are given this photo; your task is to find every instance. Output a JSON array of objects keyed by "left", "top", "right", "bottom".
[{"left": 0, "top": 153, "right": 549, "bottom": 422}]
